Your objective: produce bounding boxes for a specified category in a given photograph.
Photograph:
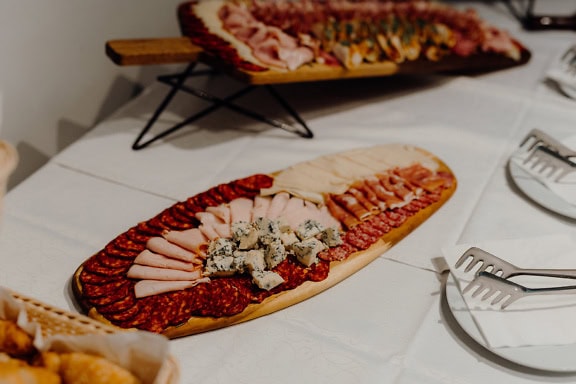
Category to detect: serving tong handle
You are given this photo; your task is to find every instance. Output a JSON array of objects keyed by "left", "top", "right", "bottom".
[
  {"left": 463, "top": 272, "right": 576, "bottom": 309},
  {"left": 456, "top": 247, "right": 576, "bottom": 280}
]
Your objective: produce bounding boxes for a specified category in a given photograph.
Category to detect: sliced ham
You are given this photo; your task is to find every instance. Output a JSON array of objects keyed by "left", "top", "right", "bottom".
[
  {"left": 317, "top": 205, "right": 341, "bottom": 229},
  {"left": 134, "top": 249, "right": 198, "bottom": 271},
  {"left": 199, "top": 224, "right": 220, "bottom": 241},
  {"left": 127, "top": 264, "right": 202, "bottom": 281},
  {"left": 163, "top": 227, "right": 207, "bottom": 254},
  {"left": 196, "top": 211, "right": 223, "bottom": 226},
  {"left": 229, "top": 197, "right": 254, "bottom": 223},
  {"left": 146, "top": 237, "right": 197, "bottom": 263},
  {"left": 266, "top": 192, "right": 291, "bottom": 219},
  {"left": 134, "top": 278, "right": 210, "bottom": 298},
  {"left": 280, "top": 197, "right": 308, "bottom": 229},
  {"left": 206, "top": 204, "right": 231, "bottom": 224},
  {"left": 252, "top": 195, "right": 272, "bottom": 220},
  {"left": 213, "top": 222, "right": 232, "bottom": 239}
]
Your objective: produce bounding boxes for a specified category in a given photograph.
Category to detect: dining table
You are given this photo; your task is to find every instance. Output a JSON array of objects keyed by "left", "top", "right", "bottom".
[{"left": 1, "top": 2, "right": 576, "bottom": 383}]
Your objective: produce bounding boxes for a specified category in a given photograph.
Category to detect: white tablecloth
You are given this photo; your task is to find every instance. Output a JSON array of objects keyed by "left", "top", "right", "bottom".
[{"left": 2, "top": 2, "right": 576, "bottom": 383}]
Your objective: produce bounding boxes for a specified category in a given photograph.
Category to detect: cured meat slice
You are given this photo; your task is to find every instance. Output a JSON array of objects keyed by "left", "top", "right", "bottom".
[
  {"left": 331, "top": 193, "right": 372, "bottom": 221},
  {"left": 229, "top": 197, "right": 254, "bottom": 223},
  {"left": 365, "top": 175, "right": 405, "bottom": 209},
  {"left": 377, "top": 172, "right": 414, "bottom": 201},
  {"left": 163, "top": 227, "right": 208, "bottom": 254},
  {"left": 205, "top": 204, "right": 231, "bottom": 224},
  {"left": 280, "top": 196, "right": 306, "bottom": 229},
  {"left": 348, "top": 187, "right": 379, "bottom": 213},
  {"left": 199, "top": 224, "right": 220, "bottom": 241},
  {"left": 251, "top": 195, "right": 272, "bottom": 220},
  {"left": 134, "top": 279, "right": 210, "bottom": 298},
  {"left": 266, "top": 192, "right": 290, "bottom": 219},
  {"left": 146, "top": 237, "right": 197, "bottom": 263},
  {"left": 127, "top": 264, "right": 202, "bottom": 281},
  {"left": 325, "top": 194, "right": 359, "bottom": 230},
  {"left": 134, "top": 249, "right": 198, "bottom": 271},
  {"left": 395, "top": 164, "right": 447, "bottom": 192}
]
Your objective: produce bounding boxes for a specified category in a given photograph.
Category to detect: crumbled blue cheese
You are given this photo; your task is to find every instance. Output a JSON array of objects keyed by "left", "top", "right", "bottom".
[
  {"left": 204, "top": 201, "right": 342, "bottom": 290},
  {"left": 265, "top": 239, "right": 286, "bottom": 269},
  {"left": 204, "top": 255, "right": 236, "bottom": 276},
  {"left": 296, "top": 219, "right": 324, "bottom": 240},
  {"left": 244, "top": 249, "right": 266, "bottom": 272},
  {"left": 292, "top": 238, "right": 326, "bottom": 266},
  {"left": 279, "top": 231, "right": 299, "bottom": 249},
  {"left": 320, "top": 227, "right": 343, "bottom": 247},
  {"left": 232, "top": 221, "right": 259, "bottom": 250},
  {"left": 254, "top": 217, "right": 281, "bottom": 245},
  {"left": 251, "top": 270, "right": 285, "bottom": 291},
  {"left": 207, "top": 238, "right": 235, "bottom": 258}
]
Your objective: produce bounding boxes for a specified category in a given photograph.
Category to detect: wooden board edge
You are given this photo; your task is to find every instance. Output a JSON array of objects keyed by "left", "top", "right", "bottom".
[{"left": 199, "top": 46, "right": 530, "bottom": 85}]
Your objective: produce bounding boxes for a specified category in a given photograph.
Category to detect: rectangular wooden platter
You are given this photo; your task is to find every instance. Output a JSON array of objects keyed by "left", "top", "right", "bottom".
[{"left": 106, "top": 37, "right": 531, "bottom": 85}]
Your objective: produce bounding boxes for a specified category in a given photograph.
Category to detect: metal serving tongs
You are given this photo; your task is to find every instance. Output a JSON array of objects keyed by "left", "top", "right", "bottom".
[
  {"left": 518, "top": 129, "right": 576, "bottom": 182},
  {"left": 455, "top": 247, "right": 576, "bottom": 309}
]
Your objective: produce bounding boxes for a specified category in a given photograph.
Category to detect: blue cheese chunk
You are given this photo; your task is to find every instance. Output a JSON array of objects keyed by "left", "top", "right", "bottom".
[
  {"left": 296, "top": 219, "right": 324, "bottom": 240},
  {"left": 207, "top": 238, "right": 235, "bottom": 258},
  {"left": 204, "top": 255, "right": 236, "bottom": 276},
  {"left": 254, "top": 217, "right": 281, "bottom": 245},
  {"left": 232, "top": 221, "right": 259, "bottom": 250},
  {"left": 244, "top": 249, "right": 266, "bottom": 272},
  {"left": 251, "top": 270, "right": 285, "bottom": 291},
  {"left": 279, "top": 231, "right": 299, "bottom": 249},
  {"left": 265, "top": 240, "right": 286, "bottom": 269},
  {"left": 320, "top": 227, "right": 343, "bottom": 247},
  {"left": 292, "top": 238, "right": 326, "bottom": 267}
]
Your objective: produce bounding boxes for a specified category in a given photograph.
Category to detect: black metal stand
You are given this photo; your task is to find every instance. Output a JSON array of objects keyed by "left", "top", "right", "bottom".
[{"left": 132, "top": 62, "right": 314, "bottom": 150}]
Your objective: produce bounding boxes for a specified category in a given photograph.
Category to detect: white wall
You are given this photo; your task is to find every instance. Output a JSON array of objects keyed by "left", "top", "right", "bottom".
[{"left": 0, "top": 0, "right": 185, "bottom": 189}]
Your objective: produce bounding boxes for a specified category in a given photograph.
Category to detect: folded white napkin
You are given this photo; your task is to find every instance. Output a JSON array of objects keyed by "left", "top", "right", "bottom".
[
  {"left": 443, "top": 234, "right": 576, "bottom": 349},
  {"left": 510, "top": 135, "right": 576, "bottom": 207}
]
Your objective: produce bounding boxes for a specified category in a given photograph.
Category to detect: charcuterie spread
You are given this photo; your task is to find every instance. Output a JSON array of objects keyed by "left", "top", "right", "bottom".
[
  {"left": 178, "top": 0, "right": 530, "bottom": 83},
  {"left": 72, "top": 144, "right": 456, "bottom": 338}
]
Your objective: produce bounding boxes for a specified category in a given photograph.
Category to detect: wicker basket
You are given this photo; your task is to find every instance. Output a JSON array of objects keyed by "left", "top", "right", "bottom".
[{"left": 8, "top": 290, "right": 180, "bottom": 384}]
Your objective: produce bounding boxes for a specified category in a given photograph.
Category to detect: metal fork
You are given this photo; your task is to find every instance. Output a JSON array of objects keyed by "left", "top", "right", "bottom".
[
  {"left": 455, "top": 247, "right": 576, "bottom": 280},
  {"left": 463, "top": 271, "right": 576, "bottom": 309}
]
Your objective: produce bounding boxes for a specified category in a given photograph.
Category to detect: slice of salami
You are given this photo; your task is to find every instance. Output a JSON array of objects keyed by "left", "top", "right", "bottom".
[
  {"left": 307, "top": 259, "right": 330, "bottom": 282},
  {"left": 82, "top": 256, "right": 126, "bottom": 277},
  {"left": 78, "top": 268, "right": 121, "bottom": 285},
  {"left": 86, "top": 281, "right": 133, "bottom": 307},
  {"left": 215, "top": 182, "right": 241, "bottom": 202},
  {"left": 82, "top": 279, "right": 132, "bottom": 299},
  {"left": 104, "top": 242, "right": 140, "bottom": 259},
  {"left": 96, "top": 293, "right": 136, "bottom": 315}
]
